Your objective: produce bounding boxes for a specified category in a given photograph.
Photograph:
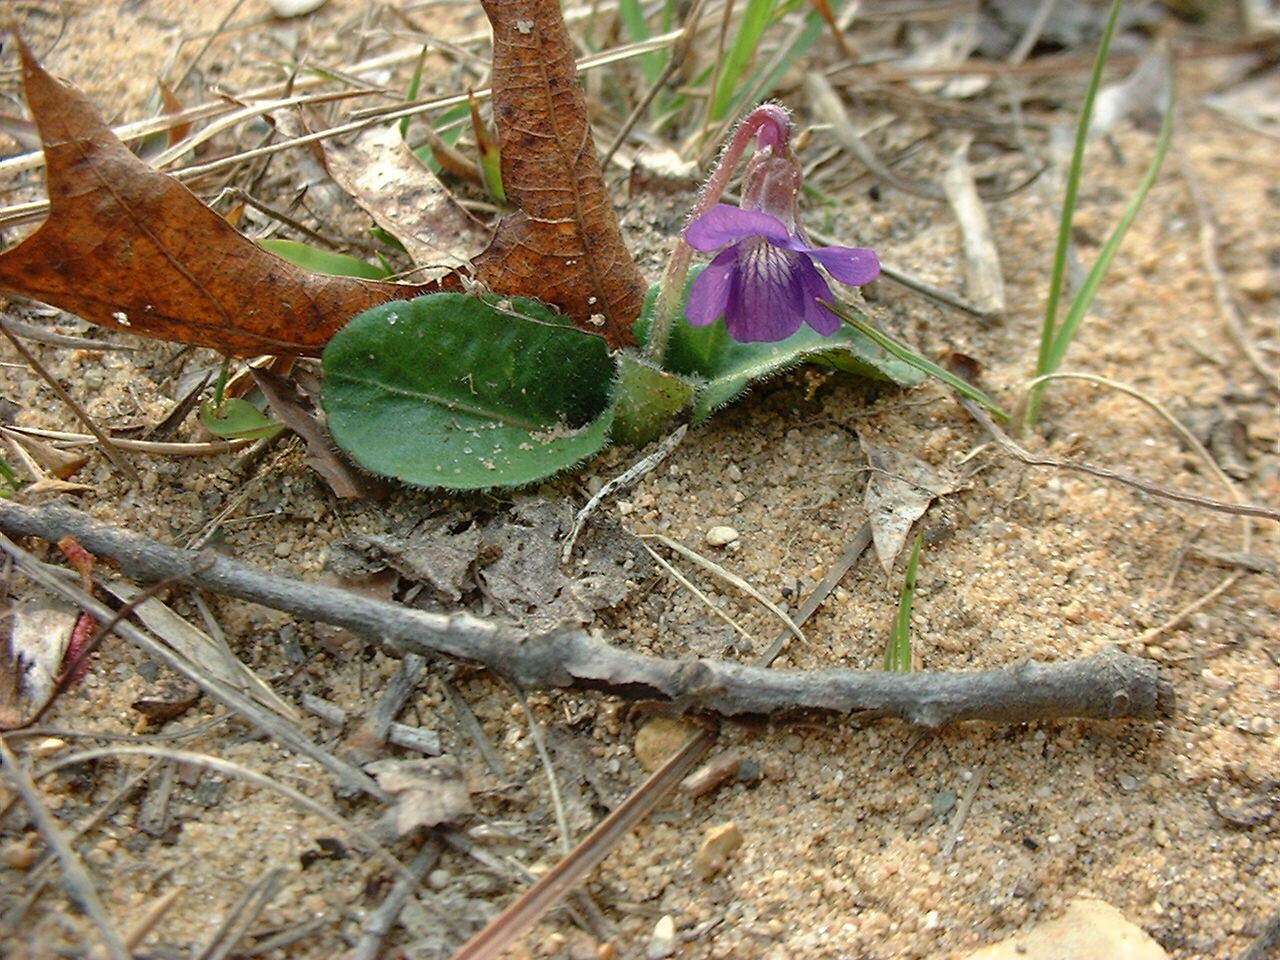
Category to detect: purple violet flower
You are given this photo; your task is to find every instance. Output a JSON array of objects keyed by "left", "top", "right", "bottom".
[{"left": 682, "top": 129, "right": 880, "bottom": 344}]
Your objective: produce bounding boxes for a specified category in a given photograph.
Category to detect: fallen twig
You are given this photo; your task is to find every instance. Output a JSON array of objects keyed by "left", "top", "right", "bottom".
[
  {"left": 957, "top": 387, "right": 1279, "bottom": 523},
  {"left": 0, "top": 502, "right": 1173, "bottom": 725},
  {"left": 352, "top": 840, "right": 442, "bottom": 960},
  {"left": 452, "top": 727, "right": 716, "bottom": 960},
  {"left": 561, "top": 423, "right": 686, "bottom": 563},
  {"left": 0, "top": 739, "right": 128, "bottom": 960}
]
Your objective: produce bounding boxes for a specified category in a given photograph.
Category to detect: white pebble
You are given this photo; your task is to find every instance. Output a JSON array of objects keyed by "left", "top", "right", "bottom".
[
  {"left": 269, "top": 0, "right": 326, "bottom": 16},
  {"left": 705, "top": 525, "right": 739, "bottom": 547}
]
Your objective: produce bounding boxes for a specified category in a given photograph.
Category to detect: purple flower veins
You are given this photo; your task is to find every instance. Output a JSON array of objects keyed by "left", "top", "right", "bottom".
[{"left": 683, "top": 204, "right": 880, "bottom": 344}]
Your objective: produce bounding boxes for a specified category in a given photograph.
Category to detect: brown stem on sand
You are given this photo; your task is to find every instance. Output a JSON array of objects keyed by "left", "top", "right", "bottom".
[{"left": 0, "top": 501, "right": 1173, "bottom": 727}]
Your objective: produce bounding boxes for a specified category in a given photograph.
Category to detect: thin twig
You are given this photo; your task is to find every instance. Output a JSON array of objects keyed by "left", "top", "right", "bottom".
[
  {"left": 0, "top": 320, "right": 138, "bottom": 480},
  {"left": 0, "top": 739, "right": 128, "bottom": 960},
  {"left": 0, "top": 530, "right": 383, "bottom": 797},
  {"left": 756, "top": 524, "right": 871, "bottom": 667},
  {"left": 352, "top": 840, "right": 442, "bottom": 960},
  {"left": 1181, "top": 156, "right": 1280, "bottom": 394},
  {"left": 5, "top": 424, "right": 252, "bottom": 457},
  {"left": 194, "top": 868, "right": 283, "bottom": 960},
  {"left": 450, "top": 728, "right": 717, "bottom": 960},
  {"left": 0, "top": 503, "right": 1174, "bottom": 725},
  {"left": 638, "top": 539, "right": 758, "bottom": 646},
  {"left": 513, "top": 685, "right": 573, "bottom": 855},
  {"left": 958, "top": 387, "right": 1279, "bottom": 523},
  {"left": 562, "top": 424, "right": 687, "bottom": 564},
  {"left": 641, "top": 533, "right": 807, "bottom": 646},
  {"left": 939, "top": 764, "right": 986, "bottom": 864}
]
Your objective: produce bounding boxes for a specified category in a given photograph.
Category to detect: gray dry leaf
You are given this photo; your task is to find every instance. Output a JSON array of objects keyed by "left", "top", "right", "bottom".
[
  {"left": 366, "top": 755, "right": 473, "bottom": 835},
  {"left": 862, "top": 438, "right": 961, "bottom": 575},
  {"left": 0, "top": 598, "right": 76, "bottom": 729},
  {"left": 330, "top": 499, "right": 648, "bottom": 628},
  {"left": 329, "top": 523, "right": 482, "bottom": 603},
  {"left": 478, "top": 498, "right": 646, "bottom": 630},
  {"left": 943, "top": 137, "right": 1005, "bottom": 316},
  {"left": 321, "top": 123, "right": 487, "bottom": 280}
]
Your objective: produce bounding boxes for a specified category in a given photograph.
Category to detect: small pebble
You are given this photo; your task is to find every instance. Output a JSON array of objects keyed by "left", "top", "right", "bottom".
[
  {"left": 705, "top": 525, "right": 739, "bottom": 547},
  {"left": 29, "top": 737, "right": 67, "bottom": 759},
  {"left": 427, "top": 868, "right": 452, "bottom": 890},
  {"left": 694, "top": 821, "right": 743, "bottom": 878},
  {"left": 634, "top": 717, "right": 696, "bottom": 772},
  {"left": 268, "top": 0, "right": 327, "bottom": 15},
  {"left": 2, "top": 835, "right": 39, "bottom": 871},
  {"left": 647, "top": 915, "right": 676, "bottom": 960}
]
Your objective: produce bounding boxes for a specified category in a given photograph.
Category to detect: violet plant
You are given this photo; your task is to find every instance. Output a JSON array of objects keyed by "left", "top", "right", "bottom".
[{"left": 321, "top": 104, "right": 920, "bottom": 490}]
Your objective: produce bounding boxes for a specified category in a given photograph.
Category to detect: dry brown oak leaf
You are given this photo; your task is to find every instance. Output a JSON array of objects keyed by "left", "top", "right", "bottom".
[
  {"left": 0, "top": 40, "right": 444, "bottom": 357},
  {"left": 476, "top": 0, "right": 647, "bottom": 349}
]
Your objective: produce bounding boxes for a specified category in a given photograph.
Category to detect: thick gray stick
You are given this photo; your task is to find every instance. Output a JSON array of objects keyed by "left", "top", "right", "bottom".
[{"left": 0, "top": 502, "right": 1173, "bottom": 726}]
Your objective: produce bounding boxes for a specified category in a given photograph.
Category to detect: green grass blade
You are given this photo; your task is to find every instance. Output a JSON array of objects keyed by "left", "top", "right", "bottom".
[
  {"left": 400, "top": 45, "right": 429, "bottom": 139},
  {"left": 884, "top": 532, "right": 922, "bottom": 672},
  {"left": 1035, "top": 0, "right": 1125, "bottom": 383},
  {"left": 828, "top": 300, "right": 1008, "bottom": 419},
  {"left": 723, "top": 0, "right": 823, "bottom": 120},
  {"left": 0, "top": 455, "right": 21, "bottom": 496},
  {"left": 619, "top": 0, "right": 668, "bottom": 82},
  {"left": 709, "top": 0, "right": 777, "bottom": 121},
  {"left": 1042, "top": 91, "right": 1175, "bottom": 376}
]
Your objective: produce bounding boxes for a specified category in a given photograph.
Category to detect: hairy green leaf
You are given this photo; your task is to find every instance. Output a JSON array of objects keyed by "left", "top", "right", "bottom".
[
  {"left": 637, "top": 268, "right": 921, "bottom": 422},
  {"left": 611, "top": 351, "right": 694, "bottom": 446},
  {"left": 322, "top": 294, "right": 616, "bottom": 490}
]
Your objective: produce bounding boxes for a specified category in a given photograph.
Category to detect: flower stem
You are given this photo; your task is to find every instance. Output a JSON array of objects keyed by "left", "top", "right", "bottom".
[{"left": 642, "top": 104, "right": 790, "bottom": 364}]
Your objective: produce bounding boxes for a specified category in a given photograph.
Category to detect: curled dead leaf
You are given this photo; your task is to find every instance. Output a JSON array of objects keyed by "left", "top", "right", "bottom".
[
  {"left": 366, "top": 755, "right": 473, "bottom": 835},
  {"left": 0, "top": 39, "right": 445, "bottom": 357},
  {"left": 476, "top": 0, "right": 647, "bottom": 347},
  {"left": 320, "top": 123, "right": 488, "bottom": 282}
]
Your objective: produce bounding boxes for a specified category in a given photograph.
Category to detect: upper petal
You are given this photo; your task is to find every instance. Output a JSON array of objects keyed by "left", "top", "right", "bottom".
[
  {"left": 685, "top": 204, "right": 791, "bottom": 252},
  {"left": 684, "top": 246, "right": 738, "bottom": 327},
  {"left": 794, "top": 244, "right": 881, "bottom": 287},
  {"left": 722, "top": 239, "right": 806, "bottom": 343}
]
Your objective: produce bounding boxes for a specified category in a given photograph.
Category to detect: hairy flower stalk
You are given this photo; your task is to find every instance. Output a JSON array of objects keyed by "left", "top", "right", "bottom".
[
  {"left": 645, "top": 104, "right": 880, "bottom": 355},
  {"left": 643, "top": 104, "right": 793, "bottom": 361}
]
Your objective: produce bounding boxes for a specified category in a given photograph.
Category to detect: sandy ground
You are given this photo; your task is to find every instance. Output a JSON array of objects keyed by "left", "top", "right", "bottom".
[{"left": 1, "top": 2, "right": 1278, "bottom": 959}]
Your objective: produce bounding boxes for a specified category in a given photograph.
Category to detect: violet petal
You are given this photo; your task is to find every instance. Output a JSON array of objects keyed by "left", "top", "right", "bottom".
[
  {"left": 784, "top": 241, "right": 881, "bottom": 287},
  {"left": 723, "top": 239, "right": 806, "bottom": 343},
  {"left": 685, "top": 246, "right": 738, "bottom": 327},
  {"left": 795, "top": 256, "right": 841, "bottom": 335},
  {"left": 685, "top": 204, "right": 791, "bottom": 252}
]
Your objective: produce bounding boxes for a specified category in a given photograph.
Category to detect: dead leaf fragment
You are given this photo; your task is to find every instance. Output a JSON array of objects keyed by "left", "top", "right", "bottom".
[
  {"left": 0, "top": 40, "right": 442, "bottom": 356},
  {"left": 321, "top": 124, "right": 488, "bottom": 282},
  {"left": 251, "top": 370, "right": 372, "bottom": 499},
  {"left": 366, "top": 756, "right": 473, "bottom": 835},
  {"left": 862, "top": 438, "right": 960, "bottom": 575},
  {"left": 330, "top": 523, "right": 482, "bottom": 603},
  {"left": 476, "top": 0, "right": 647, "bottom": 347},
  {"left": 131, "top": 679, "right": 201, "bottom": 724},
  {"left": 0, "top": 599, "right": 77, "bottom": 730},
  {"left": 478, "top": 499, "right": 646, "bottom": 630}
]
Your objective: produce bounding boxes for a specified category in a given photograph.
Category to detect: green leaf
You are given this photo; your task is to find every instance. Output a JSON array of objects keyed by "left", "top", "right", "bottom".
[
  {"left": 826, "top": 299, "right": 1008, "bottom": 420},
  {"left": 200, "top": 398, "right": 283, "bottom": 439},
  {"left": 884, "top": 532, "right": 922, "bottom": 672},
  {"left": 709, "top": 0, "right": 778, "bottom": 121},
  {"left": 259, "top": 239, "right": 390, "bottom": 279},
  {"left": 322, "top": 294, "right": 616, "bottom": 490},
  {"left": 611, "top": 351, "right": 695, "bottom": 446},
  {"left": 636, "top": 267, "right": 922, "bottom": 423}
]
